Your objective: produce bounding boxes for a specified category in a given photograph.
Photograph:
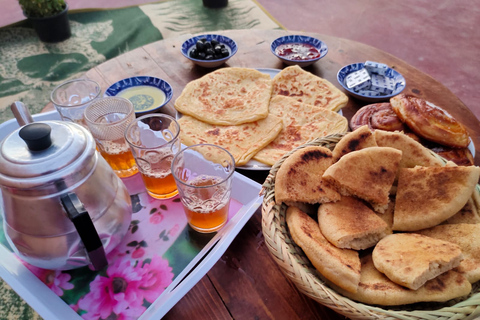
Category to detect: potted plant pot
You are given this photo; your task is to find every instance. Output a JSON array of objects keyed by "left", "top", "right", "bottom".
[{"left": 19, "top": 0, "right": 71, "bottom": 43}]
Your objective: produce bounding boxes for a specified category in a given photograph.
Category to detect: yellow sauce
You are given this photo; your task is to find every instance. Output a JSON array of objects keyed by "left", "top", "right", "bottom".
[{"left": 118, "top": 86, "right": 166, "bottom": 112}]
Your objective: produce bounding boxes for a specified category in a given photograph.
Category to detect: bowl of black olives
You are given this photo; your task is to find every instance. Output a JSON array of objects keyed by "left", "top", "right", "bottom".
[{"left": 181, "top": 34, "right": 237, "bottom": 68}]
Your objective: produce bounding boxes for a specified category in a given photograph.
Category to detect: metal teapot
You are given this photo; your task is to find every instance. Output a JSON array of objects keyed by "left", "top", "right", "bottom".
[{"left": 0, "top": 102, "right": 132, "bottom": 270}]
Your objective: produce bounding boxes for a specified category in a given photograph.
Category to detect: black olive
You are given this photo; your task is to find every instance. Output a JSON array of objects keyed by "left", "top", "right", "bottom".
[
  {"left": 196, "top": 40, "right": 205, "bottom": 51},
  {"left": 221, "top": 48, "right": 229, "bottom": 57},
  {"left": 189, "top": 38, "right": 230, "bottom": 61},
  {"left": 189, "top": 48, "right": 198, "bottom": 58}
]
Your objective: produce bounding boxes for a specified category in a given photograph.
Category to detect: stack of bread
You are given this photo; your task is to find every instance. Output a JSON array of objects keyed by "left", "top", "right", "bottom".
[
  {"left": 350, "top": 94, "right": 474, "bottom": 166},
  {"left": 277, "top": 126, "right": 480, "bottom": 306},
  {"left": 174, "top": 65, "right": 349, "bottom": 166}
]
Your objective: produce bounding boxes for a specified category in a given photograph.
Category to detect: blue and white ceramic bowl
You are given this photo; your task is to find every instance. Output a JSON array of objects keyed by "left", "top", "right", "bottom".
[
  {"left": 104, "top": 76, "right": 173, "bottom": 116},
  {"left": 181, "top": 34, "right": 238, "bottom": 68},
  {"left": 337, "top": 63, "right": 406, "bottom": 102},
  {"left": 271, "top": 35, "right": 328, "bottom": 67}
]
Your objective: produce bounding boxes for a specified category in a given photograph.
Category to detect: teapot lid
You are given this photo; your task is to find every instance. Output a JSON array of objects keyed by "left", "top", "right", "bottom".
[{"left": 0, "top": 120, "right": 96, "bottom": 187}]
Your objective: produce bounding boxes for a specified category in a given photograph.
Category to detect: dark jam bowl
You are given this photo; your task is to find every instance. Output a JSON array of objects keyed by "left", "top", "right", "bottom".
[
  {"left": 181, "top": 34, "right": 238, "bottom": 68},
  {"left": 271, "top": 35, "right": 328, "bottom": 67}
]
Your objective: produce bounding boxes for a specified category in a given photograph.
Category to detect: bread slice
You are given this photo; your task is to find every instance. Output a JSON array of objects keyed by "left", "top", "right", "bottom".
[
  {"left": 318, "top": 196, "right": 391, "bottom": 250},
  {"left": 374, "top": 129, "right": 444, "bottom": 168},
  {"left": 393, "top": 166, "right": 480, "bottom": 231},
  {"left": 332, "top": 125, "right": 377, "bottom": 162},
  {"left": 419, "top": 223, "right": 480, "bottom": 283},
  {"left": 372, "top": 233, "right": 463, "bottom": 290},
  {"left": 286, "top": 206, "right": 361, "bottom": 293},
  {"left": 332, "top": 254, "right": 471, "bottom": 306},
  {"left": 443, "top": 198, "right": 480, "bottom": 225},
  {"left": 275, "top": 146, "right": 340, "bottom": 205},
  {"left": 322, "top": 147, "right": 402, "bottom": 213}
]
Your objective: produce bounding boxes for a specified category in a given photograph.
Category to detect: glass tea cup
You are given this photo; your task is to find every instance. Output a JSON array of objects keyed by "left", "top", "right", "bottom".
[
  {"left": 125, "top": 114, "right": 181, "bottom": 199},
  {"left": 172, "top": 144, "right": 235, "bottom": 233},
  {"left": 84, "top": 97, "right": 138, "bottom": 178},
  {"left": 51, "top": 78, "right": 101, "bottom": 127}
]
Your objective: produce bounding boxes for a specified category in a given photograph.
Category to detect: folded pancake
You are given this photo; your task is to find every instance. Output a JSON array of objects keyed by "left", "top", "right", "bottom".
[
  {"left": 443, "top": 198, "right": 480, "bottom": 224},
  {"left": 275, "top": 146, "right": 340, "bottom": 205},
  {"left": 418, "top": 223, "right": 480, "bottom": 283},
  {"left": 286, "top": 206, "right": 361, "bottom": 293},
  {"left": 318, "top": 196, "right": 391, "bottom": 250},
  {"left": 271, "top": 65, "right": 348, "bottom": 112},
  {"left": 372, "top": 233, "right": 463, "bottom": 290},
  {"left": 178, "top": 114, "right": 283, "bottom": 166},
  {"left": 393, "top": 166, "right": 480, "bottom": 231},
  {"left": 253, "top": 96, "right": 348, "bottom": 165},
  {"left": 390, "top": 94, "right": 470, "bottom": 148},
  {"left": 323, "top": 147, "right": 402, "bottom": 213},
  {"left": 332, "top": 125, "right": 377, "bottom": 162},
  {"left": 350, "top": 102, "right": 407, "bottom": 132},
  {"left": 333, "top": 254, "right": 471, "bottom": 306},
  {"left": 374, "top": 129, "right": 444, "bottom": 169},
  {"left": 174, "top": 67, "right": 273, "bottom": 125}
]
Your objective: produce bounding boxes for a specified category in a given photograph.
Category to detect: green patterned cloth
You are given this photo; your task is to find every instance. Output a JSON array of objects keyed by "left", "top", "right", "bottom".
[
  {"left": 0, "top": 0, "right": 281, "bottom": 125},
  {"left": 0, "top": 1, "right": 281, "bottom": 319}
]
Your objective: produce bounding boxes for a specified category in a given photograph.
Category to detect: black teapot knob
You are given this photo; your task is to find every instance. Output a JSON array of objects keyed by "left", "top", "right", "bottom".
[{"left": 19, "top": 123, "right": 52, "bottom": 151}]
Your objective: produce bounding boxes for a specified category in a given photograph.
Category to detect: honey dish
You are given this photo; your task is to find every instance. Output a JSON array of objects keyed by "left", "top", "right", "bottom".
[
  {"left": 337, "top": 61, "right": 406, "bottom": 102},
  {"left": 181, "top": 34, "right": 238, "bottom": 68},
  {"left": 104, "top": 76, "right": 173, "bottom": 116},
  {"left": 271, "top": 35, "right": 328, "bottom": 67}
]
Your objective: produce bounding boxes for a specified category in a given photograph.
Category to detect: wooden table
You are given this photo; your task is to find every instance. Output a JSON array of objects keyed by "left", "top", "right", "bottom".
[{"left": 77, "top": 29, "right": 480, "bottom": 319}]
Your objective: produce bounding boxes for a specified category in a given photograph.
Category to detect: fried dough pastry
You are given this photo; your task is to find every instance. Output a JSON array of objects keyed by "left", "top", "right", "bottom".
[
  {"left": 390, "top": 94, "right": 470, "bottom": 148},
  {"left": 349, "top": 103, "right": 406, "bottom": 132}
]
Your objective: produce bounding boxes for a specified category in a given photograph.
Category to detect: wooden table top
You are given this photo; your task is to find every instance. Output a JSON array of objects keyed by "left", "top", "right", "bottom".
[{"left": 78, "top": 29, "right": 480, "bottom": 319}]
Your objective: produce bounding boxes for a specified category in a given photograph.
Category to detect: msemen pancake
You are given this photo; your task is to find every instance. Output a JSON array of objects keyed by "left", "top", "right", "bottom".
[
  {"left": 419, "top": 223, "right": 480, "bottom": 283},
  {"left": 372, "top": 233, "right": 463, "bottom": 290},
  {"left": 286, "top": 206, "right": 361, "bottom": 293},
  {"left": 271, "top": 65, "right": 348, "bottom": 112},
  {"left": 393, "top": 166, "right": 480, "bottom": 231},
  {"left": 178, "top": 114, "right": 283, "bottom": 166},
  {"left": 333, "top": 254, "right": 471, "bottom": 306},
  {"left": 318, "top": 196, "right": 391, "bottom": 250},
  {"left": 275, "top": 146, "right": 340, "bottom": 205},
  {"left": 253, "top": 96, "right": 348, "bottom": 165},
  {"left": 323, "top": 147, "right": 402, "bottom": 213},
  {"left": 174, "top": 67, "right": 273, "bottom": 125}
]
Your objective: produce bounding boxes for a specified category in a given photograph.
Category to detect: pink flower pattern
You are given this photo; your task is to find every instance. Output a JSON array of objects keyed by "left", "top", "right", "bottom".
[{"left": 24, "top": 264, "right": 74, "bottom": 296}]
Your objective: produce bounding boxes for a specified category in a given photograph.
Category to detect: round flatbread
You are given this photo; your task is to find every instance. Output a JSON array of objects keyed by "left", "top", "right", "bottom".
[
  {"left": 331, "top": 125, "right": 377, "bottom": 162},
  {"left": 174, "top": 67, "right": 273, "bottom": 125},
  {"left": 271, "top": 65, "right": 348, "bottom": 112},
  {"left": 393, "top": 166, "right": 480, "bottom": 231},
  {"left": 286, "top": 206, "right": 361, "bottom": 294},
  {"left": 275, "top": 146, "right": 340, "bottom": 205},
  {"left": 372, "top": 233, "right": 463, "bottom": 290}
]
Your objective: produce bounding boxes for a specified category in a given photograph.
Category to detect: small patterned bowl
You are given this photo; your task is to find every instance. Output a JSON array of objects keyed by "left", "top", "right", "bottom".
[
  {"left": 181, "top": 34, "right": 238, "bottom": 68},
  {"left": 104, "top": 76, "right": 173, "bottom": 116},
  {"left": 337, "top": 62, "right": 406, "bottom": 102},
  {"left": 270, "top": 35, "right": 328, "bottom": 67}
]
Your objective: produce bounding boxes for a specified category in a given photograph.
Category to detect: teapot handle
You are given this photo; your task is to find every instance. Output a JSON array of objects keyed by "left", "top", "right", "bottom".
[{"left": 61, "top": 193, "right": 108, "bottom": 271}]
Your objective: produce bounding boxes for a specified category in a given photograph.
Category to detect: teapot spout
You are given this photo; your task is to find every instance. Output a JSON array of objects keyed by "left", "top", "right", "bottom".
[{"left": 11, "top": 101, "right": 34, "bottom": 126}]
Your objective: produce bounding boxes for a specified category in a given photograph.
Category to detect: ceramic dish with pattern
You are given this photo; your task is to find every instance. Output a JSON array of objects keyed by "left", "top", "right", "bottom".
[
  {"left": 181, "top": 34, "right": 238, "bottom": 68},
  {"left": 270, "top": 35, "right": 328, "bottom": 67},
  {"left": 104, "top": 76, "right": 173, "bottom": 116},
  {"left": 337, "top": 62, "right": 406, "bottom": 102}
]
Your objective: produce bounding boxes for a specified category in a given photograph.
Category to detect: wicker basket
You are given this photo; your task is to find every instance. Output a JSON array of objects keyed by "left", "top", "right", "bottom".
[{"left": 261, "top": 133, "right": 480, "bottom": 320}]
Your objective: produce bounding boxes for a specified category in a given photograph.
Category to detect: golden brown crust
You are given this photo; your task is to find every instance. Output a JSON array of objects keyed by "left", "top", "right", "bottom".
[
  {"left": 286, "top": 206, "right": 361, "bottom": 293},
  {"left": 332, "top": 125, "right": 377, "bottom": 162},
  {"left": 390, "top": 94, "right": 470, "bottom": 148}
]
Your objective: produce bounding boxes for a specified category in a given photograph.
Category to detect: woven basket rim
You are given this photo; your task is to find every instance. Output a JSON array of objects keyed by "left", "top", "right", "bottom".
[{"left": 260, "top": 133, "right": 480, "bottom": 320}]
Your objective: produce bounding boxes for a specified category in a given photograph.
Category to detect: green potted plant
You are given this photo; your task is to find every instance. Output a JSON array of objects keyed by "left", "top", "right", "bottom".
[{"left": 18, "top": 0, "right": 71, "bottom": 43}]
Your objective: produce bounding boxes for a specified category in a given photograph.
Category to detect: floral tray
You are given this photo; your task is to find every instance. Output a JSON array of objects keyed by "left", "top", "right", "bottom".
[{"left": 0, "top": 111, "right": 264, "bottom": 320}]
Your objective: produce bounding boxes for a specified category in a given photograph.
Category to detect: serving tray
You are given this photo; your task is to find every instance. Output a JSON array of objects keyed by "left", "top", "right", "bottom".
[{"left": 0, "top": 111, "right": 263, "bottom": 320}]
